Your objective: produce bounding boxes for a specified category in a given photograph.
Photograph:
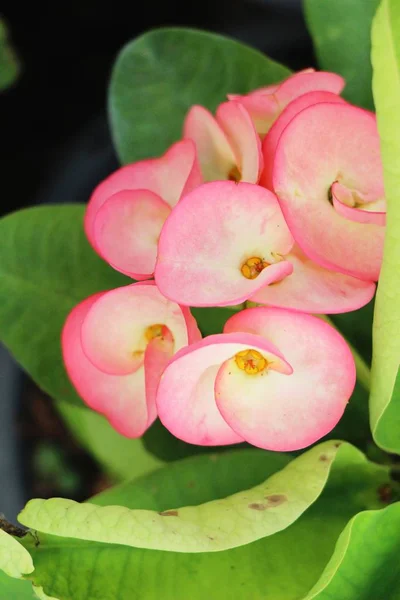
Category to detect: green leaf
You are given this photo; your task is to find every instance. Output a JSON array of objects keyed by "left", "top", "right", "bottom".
[
  {"left": 142, "top": 418, "right": 242, "bottom": 462},
  {"left": 0, "top": 19, "right": 20, "bottom": 91},
  {"left": 191, "top": 307, "right": 241, "bottom": 337},
  {"left": 19, "top": 441, "right": 383, "bottom": 553},
  {"left": 0, "top": 530, "right": 33, "bottom": 579},
  {"left": 0, "top": 205, "right": 164, "bottom": 478},
  {"left": 0, "top": 509, "right": 38, "bottom": 598},
  {"left": 370, "top": 0, "right": 400, "bottom": 453},
  {"left": 32, "top": 586, "right": 59, "bottom": 600},
  {"left": 331, "top": 300, "right": 374, "bottom": 364},
  {"left": 109, "top": 27, "right": 290, "bottom": 164},
  {"left": 326, "top": 381, "right": 371, "bottom": 450},
  {"left": 0, "top": 205, "right": 127, "bottom": 407},
  {"left": 304, "top": 503, "right": 400, "bottom": 599},
  {"left": 304, "top": 0, "right": 379, "bottom": 109},
  {"left": 0, "top": 571, "right": 36, "bottom": 600},
  {"left": 21, "top": 444, "right": 390, "bottom": 600},
  {"left": 56, "top": 401, "right": 164, "bottom": 481}
]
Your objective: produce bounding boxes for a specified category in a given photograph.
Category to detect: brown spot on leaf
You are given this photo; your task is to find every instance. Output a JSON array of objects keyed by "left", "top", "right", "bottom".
[
  {"left": 378, "top": 483, "right": 392, "bottom": 504},
  {"left": 319, "top": 454, "right": 330, "bottom": 462},
  {"left": 248, "top": 502, "right": 267, "bottom": 511},
  {"left": 265, "top": 494, "right": 287, "bottom": 506},
  {"left": 159, "top": 510, "right": 179, "bottom": 517},
  {"left": 333, "top": 442, "right": 342, "bottom": 448}
]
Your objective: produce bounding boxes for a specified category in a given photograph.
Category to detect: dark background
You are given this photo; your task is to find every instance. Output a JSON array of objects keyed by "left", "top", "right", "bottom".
[{"left": 0, "top": 0, "right": 314, "bottom": 520}]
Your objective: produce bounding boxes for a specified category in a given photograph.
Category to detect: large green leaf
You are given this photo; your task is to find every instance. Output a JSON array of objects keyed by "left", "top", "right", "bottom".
[
  {"left": 304, "top": 503, "right": 400, "bottom": 599},
  {"left": 0, "top": 205, "right": 164, "bottom": 478},
  {"left": 20, "top": 444, "right": 390, "bottom": 600},
  {"left": 33, "top": 587, "right": 58, "bottom": 600},
  {"left": 0, "top": 205, "right": 127, "bottom": 406},
  {"left": 0, "top": 19, "right": 20, "bottom": 91},
  {"left": 56, "top": 401, "right": 164, "bottom": 480},
  {"left": 304, "top": 0, "right": 379, "bottom": 109},
  {"left": 370, "top": 0, "right": 400, "bottom": 453},
  {"left": 0, "top": 530, "right": 37, "bottom": 599},
  {"left": 0, "top": 530, "right": 33, "bottom": 579},
  {"left": 109, "top": 28, "right": 290, "bottom": 164},
  {"left": 0, "top": 571, "right": 36, "bottom": 599},
  {"left": 18, "top": 441, "right": 384, "bottom": 552}
]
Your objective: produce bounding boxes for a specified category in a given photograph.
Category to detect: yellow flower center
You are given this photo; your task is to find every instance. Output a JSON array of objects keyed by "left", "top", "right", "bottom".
[
  {"left": 145, "top": 323, "right": 166, "bottom": 341},
  {"left": 241, "top": 256, "right": 270, "bottom": 279},
  {"left": 235, "top": 349, "right": 268, "bottom": 375}
]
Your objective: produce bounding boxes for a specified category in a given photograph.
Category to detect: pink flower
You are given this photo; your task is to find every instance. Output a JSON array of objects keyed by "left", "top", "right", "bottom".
[
  {"left": 84, "top": 140, "right": 201, "bottom": 279},
  {"left": 155, "top": 181, "right": 375, "bottom": 312},
  {"left": 156, "top": 307, "right": 355, "bottom": 451},
  {"left": 261, "top": 90, "right": 347, "bottom": 190},
  {"left": 273, "top": 102, "right": 386, "bottom": 281},
  {"left": 183, "top": 101, "right": 262, "bottom": 183},
  {"left": 61, "top": 69, "right": 380, "bottom": 450},
  {"left": 62, "top": 281, "right": 201, "bottom": 437},
  {"left": 229, "top": 68, "right": 345, "bottom": 137}
]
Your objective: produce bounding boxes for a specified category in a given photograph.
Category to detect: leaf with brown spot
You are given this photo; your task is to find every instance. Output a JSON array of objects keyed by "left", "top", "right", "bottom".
[
  {"left": 19, "top": 443, "right": 391, "bottom": 600},
  {"left": 265, "top": 495, "right": 287, "bottom": 507},
  {"left": 19, "top": 441, "right": 378, "bottom": 554},
  {"left": 159, "top": 510, "right": 179, "bottom": 517},
  {"left": 248, "top": 503, "right": 267, "bottom": 511}
]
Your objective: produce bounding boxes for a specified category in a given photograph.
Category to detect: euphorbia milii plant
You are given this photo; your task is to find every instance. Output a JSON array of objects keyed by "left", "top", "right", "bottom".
[
  {"left": 64, "top": 68, "right": 384, "bottom": 441},
  {"left": 1, "top": 10, "right": 399, "bottom": 598}
]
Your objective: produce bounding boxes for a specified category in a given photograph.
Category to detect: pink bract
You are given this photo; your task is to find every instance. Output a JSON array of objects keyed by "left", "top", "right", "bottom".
[
  {"left": 155, "top": 181, "right": 294, "bottom": 307},
  {"left": 156, "top": 307, "right": 355, "bottom": 451},
  {"left": 260, "top": 90, "right": 347, "bottom": 190},
  {"left": 273, "top": 102, "right": 386, "bottom": 281},
  {"left": 331, "top": 182, "right": 386, "bottom": 226},
  {"left": 155, "top": 181, "right": 375, "bottom": 312},
  {"left": 250, "top": 244, "right": 375, "bottom": 314},
  {"left": 62, "top": 282, "right": 201, "bottom": 438},
  {"left": 183, "top": 102, "right": 262, "bottom": 183},
  {"left": 229, "top": 69, "right": 345, "bottom": 137},
  {"left": 84, "top": 139, "right": 201, "bottom": 278}
]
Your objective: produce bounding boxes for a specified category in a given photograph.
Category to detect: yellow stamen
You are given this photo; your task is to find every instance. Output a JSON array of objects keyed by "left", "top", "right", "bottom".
[
  {"left": 241, "top": 256, "right": 270, "bottom": 279},
  {"left": 235, "top": 349, "right": 268, "bottom": 375},
  {"left": 145, "top": 323, "right": 165, "bottom": 341}
]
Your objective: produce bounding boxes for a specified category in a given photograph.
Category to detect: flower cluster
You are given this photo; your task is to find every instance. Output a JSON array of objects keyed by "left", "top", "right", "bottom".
[{"left": 63, "top": 69, "right": 385, "bottom": 451}]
